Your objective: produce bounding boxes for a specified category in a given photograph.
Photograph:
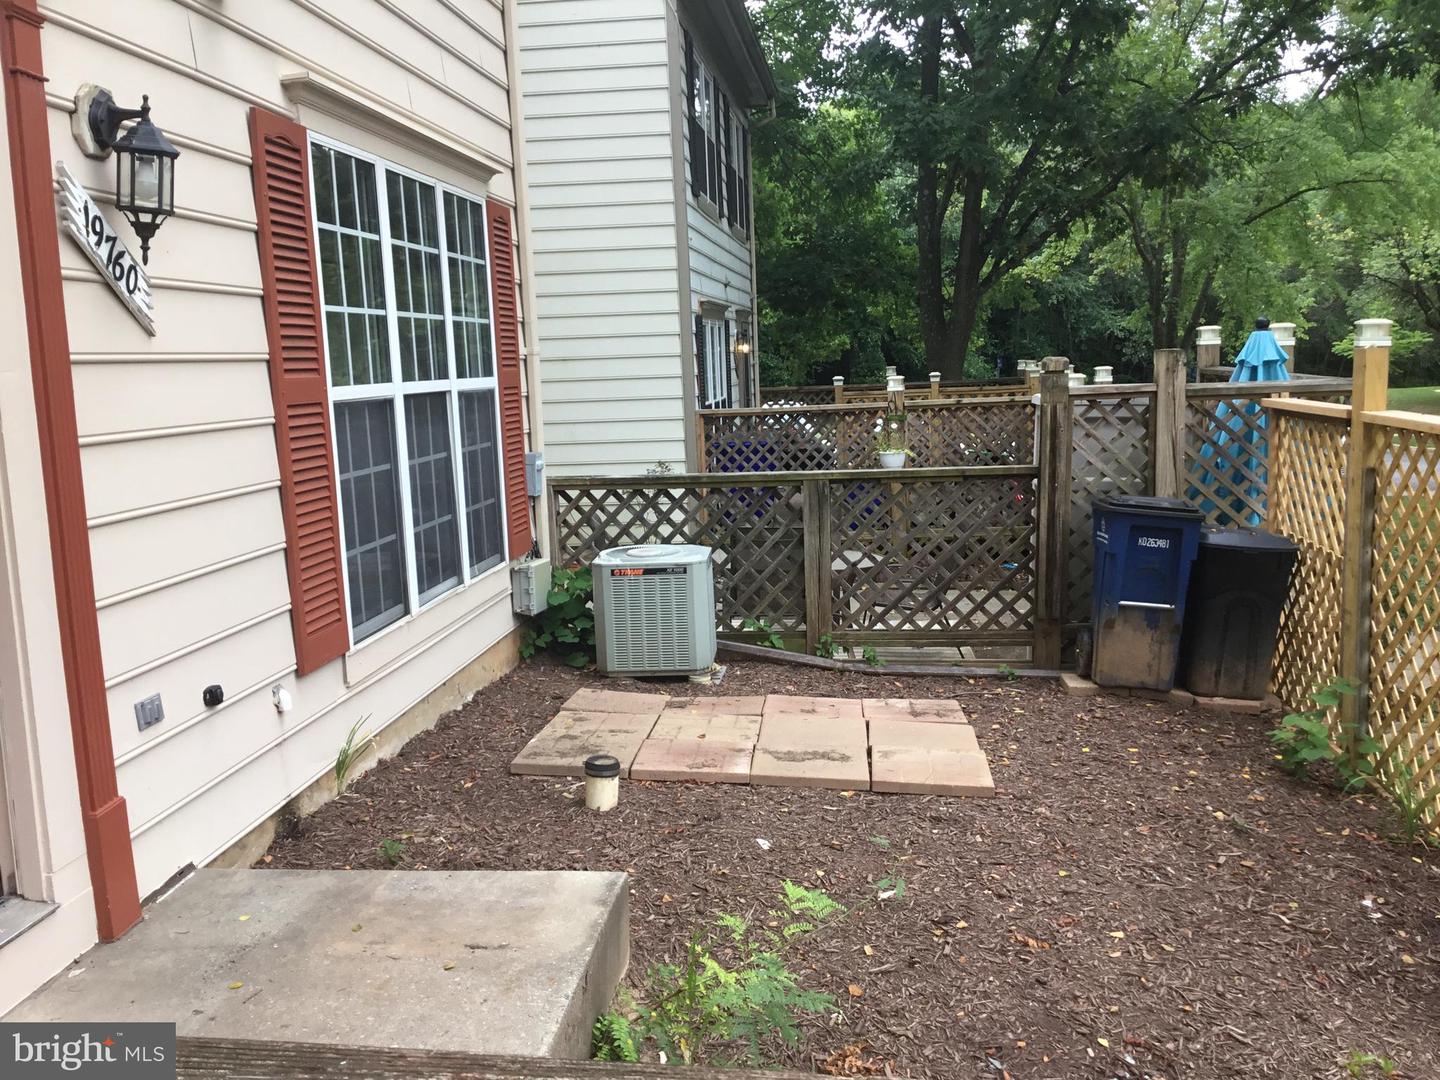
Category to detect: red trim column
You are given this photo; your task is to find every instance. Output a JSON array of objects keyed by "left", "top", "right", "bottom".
[{"left": 1, "top": 0, "right": 141, "bottom": 940}]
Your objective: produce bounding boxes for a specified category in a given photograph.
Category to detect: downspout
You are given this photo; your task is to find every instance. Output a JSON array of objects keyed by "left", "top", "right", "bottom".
[
  {"left": 503, "top": 0, "right": 547, "bottom": 556},
  {"left": 0, "top": 0, "right": 141, "bottom": 940}
]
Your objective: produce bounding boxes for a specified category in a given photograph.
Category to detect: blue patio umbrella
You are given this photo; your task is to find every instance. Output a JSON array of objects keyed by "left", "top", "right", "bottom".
[{"left": 1190, "top": 317, "right": 1290, "bottom": 525}]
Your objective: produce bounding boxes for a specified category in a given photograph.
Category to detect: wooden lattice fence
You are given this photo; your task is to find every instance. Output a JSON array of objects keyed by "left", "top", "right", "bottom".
[
  {"left": 1066, "top": 387, "right": 1156, "bottom": 631},
  {"left": 1183, "top": 378, "right": 1354, "bottom": 528},
  {"left": 1266, "top": 403, "right": 1349, "bottom": 719},
  {"left": 699, "top": 398, "right": 1036, "bottom": 473},
  {"left": 550, "top": 466, "right": 1040, "bottom": 655},
  {"left": 1263, "top": 335, "right": 1439, "bottom": 836},
  {"left": 760, "top": 379, "right": 1026, "bottom": 406},
  {"left": 1366, "top": 416, "right": 1440, "bottom": 829}
]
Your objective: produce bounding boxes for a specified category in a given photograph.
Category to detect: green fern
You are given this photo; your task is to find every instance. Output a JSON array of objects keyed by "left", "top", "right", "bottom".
[{"left": 592, "top": 1012, "right": 639, "bottom": 1062}]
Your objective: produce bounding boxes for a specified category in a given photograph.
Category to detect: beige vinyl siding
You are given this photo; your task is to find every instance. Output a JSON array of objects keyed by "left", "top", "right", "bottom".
[
  {"left": 518, "top": 0, "right": 686, "bottom": 476},
  {"left": 42, "top": 0, "right": 528, "bottom": 898}
]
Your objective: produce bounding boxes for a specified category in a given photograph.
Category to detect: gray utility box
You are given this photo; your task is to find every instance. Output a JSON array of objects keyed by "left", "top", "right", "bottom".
[
  {"left": 593, "top": 544, "right": 715, "bottom": 677},
  {"left": 511, "top": 557, "right": 553, "bottom": 616}
]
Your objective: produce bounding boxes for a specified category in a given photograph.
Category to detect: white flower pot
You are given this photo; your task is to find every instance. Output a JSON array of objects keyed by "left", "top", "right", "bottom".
[{"left": 877, "top": 451, "right": 907, "bottom": 469}]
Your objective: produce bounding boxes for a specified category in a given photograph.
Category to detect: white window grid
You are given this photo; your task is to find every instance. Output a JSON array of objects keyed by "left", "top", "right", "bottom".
[
  {"left": 310, "top": 133, "right": 509, "bottom": 649},
  {"left": 703, "top": 316, "right": 729, "bottom": 409}
]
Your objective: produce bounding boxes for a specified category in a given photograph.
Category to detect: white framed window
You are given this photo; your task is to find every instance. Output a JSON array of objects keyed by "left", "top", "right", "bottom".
[
  {"left": 701, "top": 315, "right": 730, "bottom": 409},
  {"left": 310, "top": 136, "right": 507, "bottom": 644}
]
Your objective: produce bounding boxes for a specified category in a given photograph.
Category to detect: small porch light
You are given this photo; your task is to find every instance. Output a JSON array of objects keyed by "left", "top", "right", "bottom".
[
  {"left": 80, "top": 89, "right": 179, "bottom": 264},
  {"left": 735, "top": 337, "right": 751, "bottom": 356}
]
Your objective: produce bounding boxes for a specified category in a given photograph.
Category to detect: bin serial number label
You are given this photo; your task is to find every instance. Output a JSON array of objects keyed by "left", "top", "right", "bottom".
[{"left": 1136, "top": 536, "right": 1171, "bottom": 549}]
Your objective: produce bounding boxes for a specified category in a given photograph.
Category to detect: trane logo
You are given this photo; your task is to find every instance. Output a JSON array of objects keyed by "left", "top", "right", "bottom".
[
  {"left": 610, "top": 566, "right": 686, "bottom": 577},
  {"left": 1137, "top": 536, "right": 1171, "bottom": 549}
]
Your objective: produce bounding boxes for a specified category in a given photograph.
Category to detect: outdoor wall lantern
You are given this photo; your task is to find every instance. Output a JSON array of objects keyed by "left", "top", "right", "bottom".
[
  {"left": 735, "top": 337, "right": 752, "bottom": 357},
  {"left": 73, "top": 86, "right": 179, "bottom": 264}
]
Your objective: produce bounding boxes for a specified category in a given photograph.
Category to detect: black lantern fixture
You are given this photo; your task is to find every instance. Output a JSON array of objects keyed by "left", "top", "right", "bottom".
[{"left": 85, "top": 90, "right": 179, "bottom": 264}]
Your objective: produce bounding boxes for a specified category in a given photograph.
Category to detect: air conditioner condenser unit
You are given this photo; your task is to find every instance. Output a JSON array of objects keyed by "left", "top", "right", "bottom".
[{"left": 593, "top": 544, "right": 716, "bottom": 677}]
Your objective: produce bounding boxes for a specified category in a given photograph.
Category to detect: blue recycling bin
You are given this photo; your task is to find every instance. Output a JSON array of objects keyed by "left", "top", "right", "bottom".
[{"left": 1091, "top": 495, "right": 1204, "bottom": 690}]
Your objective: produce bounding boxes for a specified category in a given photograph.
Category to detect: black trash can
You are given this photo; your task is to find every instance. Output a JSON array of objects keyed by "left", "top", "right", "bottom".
[{"left": 1178, "top": 527, "right": 1299, "bottom": 700}]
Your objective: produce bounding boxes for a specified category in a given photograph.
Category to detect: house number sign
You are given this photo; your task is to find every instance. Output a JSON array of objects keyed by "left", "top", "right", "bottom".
[{"left": 55, "top": 161, "right": 156, "bottom": 335}]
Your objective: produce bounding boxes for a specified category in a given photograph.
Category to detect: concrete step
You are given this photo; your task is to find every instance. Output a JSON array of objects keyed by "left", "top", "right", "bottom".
[{"left": 6, "top": 869, "right": 629, "bottom": 1060}]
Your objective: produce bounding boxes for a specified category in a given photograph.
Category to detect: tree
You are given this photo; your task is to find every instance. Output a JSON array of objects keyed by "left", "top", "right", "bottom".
[{"left": 844, "top": 0, "right": 1418, "bottom": 378}]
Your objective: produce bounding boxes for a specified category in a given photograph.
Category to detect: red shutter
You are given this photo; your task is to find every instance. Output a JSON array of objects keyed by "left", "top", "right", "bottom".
[
  {"left": 248, "top": 107, "right": 349, "bottom": 674},
  {"left": 486, "top": 200, "right": 532, "bottom": 558}
]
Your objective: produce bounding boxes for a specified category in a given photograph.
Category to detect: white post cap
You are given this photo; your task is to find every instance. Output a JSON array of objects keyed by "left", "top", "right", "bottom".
[
  {"left": 929, "top": 371, "right": 941, "bottom": 381},
  {"left": 885, "top": 365, "right": 898, "bottom": 378},
  {"left": 886, "top": 374, "right": 906, "bottom": 393},
  {"left": 1270, "top": 321, "right": 1297, "bottom": 346},
  {"left": 1068, "top": 372, "right": 1086, "bottom": 387},
  {"left": 1094, "top": 372, "right": 1113, "bottom": 384},
  {"left": 1355, "top": 318, "right": 1393, "bottom": 348},
  {"left": 832, "top": 375, "right": 845, "bottom": 385},
  {"left": 1196, "top": 325, "right": 1222, "bottom": 346}
]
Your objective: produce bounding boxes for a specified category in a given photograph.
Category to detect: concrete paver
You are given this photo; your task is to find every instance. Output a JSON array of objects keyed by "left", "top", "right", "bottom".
[
  {"left": 868, "top": 718, "right": 980, "bottom": 754},
  {"left": 650, "top": 712, "right": 762, "bottom": 743},
  {"left": 510, "top": 710, "right": 659, "bottom": 777},
  {"left": 869, "top": 717, "right": 992, "bottom": 796},
  {"left": 563, "top": 687, "right": 670, "bottom": 714},
  {"left": 871, "top": 746, "right": 994, "bottom": 796},
  {"left": 631, "top": 739, "right": 754, "bottom": 783},
  {"left": 4, "top": 869, "right": 629, "bottom": 1059},
  {"left": 661, "top": 695, "right": 765, "bottom": 716},
  {"left": 762, "top": 694, "right": 864, "bottom": 719},
  {"left": 752, "top": 713, "right": 869, "bottom": 789},
  {"left": 861, "top": 698, "right": 968, "bottom": 723}
]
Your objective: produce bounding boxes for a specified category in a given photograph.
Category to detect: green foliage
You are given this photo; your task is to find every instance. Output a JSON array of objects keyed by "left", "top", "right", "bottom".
[
  {"left": 377, "top": 838, "right": 405, "bottom": 866},
  {"left": 742, "top": 618, "right": 786, "bottom": 650},
  {"left": 997, "top": 664, "right": 1019, "bottom": 682},
  {"left": 815, "top": 634, "right": 839, "bottom": 659},
  {"left": 861, "top": 646, "right": 883, "bottom": 667},
  {"left": 1270, "top": 678, "right": 1372, "bottom": 786},
  {"left": 1378, "top": 763, "right": 1434, "bottom": 848},
  {"left": 520, "top": 566, "right": 594, "bottom": 669},
  {"left": 595, "top": 881, "right": 845, "bottom": 1065},
  {"left": 592, "top": 1013, "right": 639, "bottom": 1063},
  {"left": 334, "top": 716, "right": 375, "bottom": 795},
  {"left": 1344, "top": 1049, "right": 1400, "bottom": 1077}
]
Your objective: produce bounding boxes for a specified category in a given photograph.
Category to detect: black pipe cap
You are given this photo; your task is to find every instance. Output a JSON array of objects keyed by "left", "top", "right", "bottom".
[{"left": 584, "top": 754, "right": 621, "bottom": 779}]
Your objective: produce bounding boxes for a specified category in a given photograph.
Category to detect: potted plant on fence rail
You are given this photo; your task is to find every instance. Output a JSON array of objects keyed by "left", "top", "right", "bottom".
[{"left": 874, "top": 412, "right": 912, "bottom": 469}]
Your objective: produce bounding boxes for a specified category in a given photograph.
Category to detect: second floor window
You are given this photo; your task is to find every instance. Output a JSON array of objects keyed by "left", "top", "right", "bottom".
[{"left": 685, "top": 29, "right": 749, "bottom": 236}]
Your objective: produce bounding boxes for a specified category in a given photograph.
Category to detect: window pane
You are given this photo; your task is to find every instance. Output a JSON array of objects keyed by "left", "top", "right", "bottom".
[
  {"left": 404, "top": 393, "right": 462, "bottom": 602},
  {"left": 313, "top": 144, "right": 390, "bottom": 387},
  {"left": 388, "top": 170, "right": 447, "bottom": 383},
  {"left": 459, "top": 389, "right": 505, "bottom": 574},
  {"left": 442, "top": 191, "right": 492, "bottom": 380},
  {"left": 334, "top": 400, "right": 407, "bottom": 639}
]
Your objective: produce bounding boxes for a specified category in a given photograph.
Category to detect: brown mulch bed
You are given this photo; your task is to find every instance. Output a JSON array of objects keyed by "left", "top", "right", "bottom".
[{"left": 264, "top": 656, "right": 1439, "bottom": 1079}]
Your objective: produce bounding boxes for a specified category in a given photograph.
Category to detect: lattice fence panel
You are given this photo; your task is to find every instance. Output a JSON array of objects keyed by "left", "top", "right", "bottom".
[
  {"left": 1367, "top": 422, "right": 1440, "bottom": 831},
  {"left": 702, "top": 401, "right": 1036, "bottom": 472},
  {"left": 1184, "top": 382, "right": 1353, "bottom": 528},
  {"left": 551, "top": 481, "right": 808, "bottom": 633},
  {"left": 1266, "top": 410, "right": 1348, "bottom": 715},
  {"left": 828, "top": 474, "right": 1036, "bottom": 637},
  {"left": 1067, "top": 392, "right": 1154, "bottom": 628},
  {"left": 760, "top": 387, "right": 836, "bottom": 406},
  {"left": 1185, "top": 395, "right": 1273, "bottom": 528}
]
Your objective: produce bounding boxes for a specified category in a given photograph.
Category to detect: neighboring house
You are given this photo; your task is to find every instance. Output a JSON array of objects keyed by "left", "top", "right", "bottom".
[
  {"left": 517, "top": 0, "right": 775, "bottom": 475},
  {"left": 0, "top": 0, "right": 544, "bottom": 1011}
]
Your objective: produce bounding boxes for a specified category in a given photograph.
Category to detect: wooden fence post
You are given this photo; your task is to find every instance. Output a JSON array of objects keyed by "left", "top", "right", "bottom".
[
  {"left": 1196, "top": 325, "right": 1221, "bottom": 379},
  {"left": 929, "top": 371, "right": 942, "bottom": 399},
  {"left": 802, "top": 477, "right": 833, "bottom": 655},
  {"left": 1033, "top": 356, "right": 1072, "bottom": 669},
  {"left": 1152, "top": 348, "right": 1187, "bottom": 498},
  {"left": 1339, "top": 318, "right": 1391, "bottom": 744},
  {"left": 832, "top": 375, "right": 844, "bottom": 403}
]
